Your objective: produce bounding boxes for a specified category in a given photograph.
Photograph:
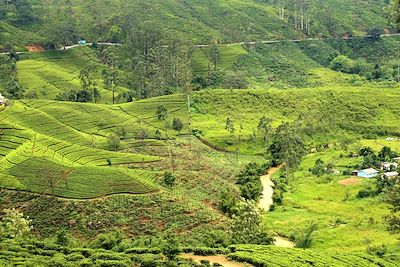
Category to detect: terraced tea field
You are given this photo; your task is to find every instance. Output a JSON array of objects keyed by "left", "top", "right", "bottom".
[{"left": 229, "top": 245, "right": 400, "bottom": 267}]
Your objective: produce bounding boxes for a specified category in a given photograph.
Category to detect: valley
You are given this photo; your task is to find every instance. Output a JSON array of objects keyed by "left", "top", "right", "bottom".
[{"left": 1, "top": 0, "right": 400, "bottom": 266}]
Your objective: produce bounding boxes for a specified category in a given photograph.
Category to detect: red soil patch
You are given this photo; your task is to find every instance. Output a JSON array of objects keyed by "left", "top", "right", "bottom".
[
  {"left": 338, "top": 177, "right": 362, "bottom": 186},
  {"left": 26, "top": 44, "right": 45, "bottom": 52}
]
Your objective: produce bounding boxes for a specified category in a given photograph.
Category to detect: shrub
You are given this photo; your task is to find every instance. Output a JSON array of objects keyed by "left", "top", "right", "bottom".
[
  {"left": 163, "top": 172, "right": 176, "bottom": 187},
  {"left": 293, "top": 221, "right": 318, "bottom": 248}
]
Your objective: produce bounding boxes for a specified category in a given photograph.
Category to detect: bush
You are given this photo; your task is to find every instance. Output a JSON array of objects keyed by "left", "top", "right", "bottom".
[
  {"left": 163, "top": 172, "right": 176, "bottom": 187},
  {"left": 293, "top": 221, "right": 318, "bottom": 248}
]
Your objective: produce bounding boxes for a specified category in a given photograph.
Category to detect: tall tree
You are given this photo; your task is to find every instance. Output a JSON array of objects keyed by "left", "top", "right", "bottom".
[
  {"left": 80, "top": 64, "right": 100, "bottom": 103},
  {"left": 258, "top": 116, "right": 273, "bottom": 143},
  {"left": 388, "top": 0, "right": 400, "bottom": 32},
  {"left": 269, "top": 123, "right": 306, "bottom": 178}
]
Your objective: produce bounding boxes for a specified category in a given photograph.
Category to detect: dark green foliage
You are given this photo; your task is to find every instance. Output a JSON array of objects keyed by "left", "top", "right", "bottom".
[
  {"left": 172, "top": 118, "right": 184, "bottom": 134},
  {"left": 385, "top": 184, "right": 400, "bottom": 233},
  {"left": 269, "top": 123, "right": 306, "bottom": 176},
  {"left": 107, "top": 134, "right": 120, "bottom": 151},
  {"left": 218, "top": 190, "right": 238, "bottom": 217},
  {"left": 378, "top": 146, "right": 398, "bottom": 162},
  {"left": 0, "top": 55, "right": 24, "bottom": 99},
  {"left": 156, "top": 105, "right": 168, "bottom": 120},
  {"left": 310, "top": 159, "right": 326, "bottom": 176},
  {"left": 293, "top": 221, "right": 318, "bottom": 249},
  {"left": 222, "top": 71, "right": 248, "bottom": 89},
  {"left": 90, "top": 232, "right": 124, "bottom": 250},
  {"left": 161, "top": 236, "right": 180, "bottom": 260},
  {"left": 270, "top": 171, "right": 288, "bottom": 209},
  {"left": 163, "top": 172, "right": 176, "bottom": 187},
  {"left": 236, "top": 162, "right": 269, "bottom": 201}
]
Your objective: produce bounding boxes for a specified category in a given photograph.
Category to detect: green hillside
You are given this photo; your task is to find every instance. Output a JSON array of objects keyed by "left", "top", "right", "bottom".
[
  {"left": 0, "top": 0, "right": 392, "bottom": 51},
  {"left": 15, "top": 47, "right": 130, "bottom": 103},
  {"left": 1, "top": 0, "right": 400, "bottom": 265}
]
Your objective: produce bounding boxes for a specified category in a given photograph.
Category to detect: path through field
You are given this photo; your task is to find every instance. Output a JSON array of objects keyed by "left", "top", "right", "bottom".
[
  {"left": 180, "top": 254, "right": 251, "bottom": 267},
  {"left": 258, "top": 166, "right": 281, "bottom": 211}
]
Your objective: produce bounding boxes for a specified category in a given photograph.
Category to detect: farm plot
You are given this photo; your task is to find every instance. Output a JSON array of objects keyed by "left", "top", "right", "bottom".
[
  {"left": 16, "top": 47, "right": 130, "bottom": 104},
  {"left": 33, "top": 134, "right": 160, "bottom": 166},
  {"left": 1, "top": 103, "right": 92, "bottom": 145},
  {"left": 229, "top": 245, "right": 399, "bottom": 267},
  {"left": 0, "top": 124, "right": 32, "bottom": 158},
  {"left": 8, "top": 157, "right": 159, "bottom": 199}
]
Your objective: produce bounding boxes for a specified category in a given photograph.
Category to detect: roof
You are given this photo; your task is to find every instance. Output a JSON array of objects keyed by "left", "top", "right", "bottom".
[
  {"left": 360, "top": 168, "right": 378, "bottom": 174},
  {"left": 382, "top": 162, "right": 398, "bottom": 167},
  {"left": 384, "top": 172, "right": 399, "bottom": 177}
]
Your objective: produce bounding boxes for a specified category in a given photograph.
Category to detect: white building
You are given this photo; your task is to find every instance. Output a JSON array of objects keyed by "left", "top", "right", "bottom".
[
  {"left": 382, "top": 162, "right": 398, "bottom": 171},
  {"left": 384, "top": 172, "right": 399, "bottom": 179},
  {"left": 0, "top": 93, "right": 5, "bottom": 105}
]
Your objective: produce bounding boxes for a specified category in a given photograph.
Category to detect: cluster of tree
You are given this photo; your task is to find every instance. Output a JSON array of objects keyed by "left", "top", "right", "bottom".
[
  {"left": 274, "top": 0, "right": 313, "bottom": 35},
  {"left": 329, "top": 54, "right": 400, "bottom": 82},
  {"left": 309, "top": 158, "right": 335, "bottom": 176},
  {"left": 269, "top": 122, "right": 306, "bottom": 177},
  {"left": 236, "top": 162, "right": 270, "bottom": 201},
  {"left": 358, "top": 146, "right": 399, "bottom": 170},
  {"left": 0, "top": 0, "right": 37, "bottom": 24},
  {"left": 270, "top": 171, "right": 288, "bottom": 210},
  {"left": 122, "top": 10, "right": 194, "bottom": 99},
  {"left": 0, "top": 54, "right": 24, "bottom": 99},
  {"left": 387, "top": 0, "right": 400, "bottom": 32},
  {"left": 385, "top": 183, "right": 400, "bottom": 234},
  {"left": 218, "top": 193, "right": 273, "bottom": 245}
]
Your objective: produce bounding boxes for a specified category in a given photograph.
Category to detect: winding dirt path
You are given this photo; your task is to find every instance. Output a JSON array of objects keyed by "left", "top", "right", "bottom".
[
  {"left": 180, "top": 254, "right": 250, "bottom": 267},
  {"left": 258, "top": 166, "right": 281, "bottom": 211},
  {"left": 258, "top": 165, "right": 296, "bottom": 248}
]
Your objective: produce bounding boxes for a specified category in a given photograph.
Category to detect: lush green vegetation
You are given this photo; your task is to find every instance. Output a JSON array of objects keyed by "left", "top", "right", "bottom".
[
  {"left": 229, "top": 245, "right": 400, "bottom": 267},
  {"left": 1, "top": 0, "right": 400, "bottom": 265},
  {"left": 0, "top": 0, "right": 392, "bottom": 50}
]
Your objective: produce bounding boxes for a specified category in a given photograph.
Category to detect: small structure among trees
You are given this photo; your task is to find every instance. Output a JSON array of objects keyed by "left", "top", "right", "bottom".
[
  {"left": 0, "top": 93, "right": 5, "bottom": 106},
  {"left": 357, "top": 168, "right": 379, "bottom": 178}
]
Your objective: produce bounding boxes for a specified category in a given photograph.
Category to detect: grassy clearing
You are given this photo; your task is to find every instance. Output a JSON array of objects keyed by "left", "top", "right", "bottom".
[
  {"left": 191, "top": 86, "right": 400, "bottom": 154},
  {"left": 265, "top": 147, "right": 398, "bottom": 251}
]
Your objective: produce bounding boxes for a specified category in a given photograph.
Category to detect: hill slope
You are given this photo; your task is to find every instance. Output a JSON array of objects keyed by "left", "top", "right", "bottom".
[{"left": 0, "top": 0, "right": 392, "bottom": 50}]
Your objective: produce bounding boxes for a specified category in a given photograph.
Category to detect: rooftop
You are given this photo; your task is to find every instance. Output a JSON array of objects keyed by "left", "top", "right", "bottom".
[
  {"left": 360, "top": 168, "right": 378, "bottom": 174},
  {"left": 384, "top": 172, "right": 399, "bottom": 177}
]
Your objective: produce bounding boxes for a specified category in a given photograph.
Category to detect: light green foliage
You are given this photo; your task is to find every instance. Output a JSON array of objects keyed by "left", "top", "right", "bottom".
[
  {"left": 231, "top": 199, "right": 273, "bottom": 245},
  {"left": 0, "top": 208, "right": 31, "bottom": 239},
  {"left": 229, "top": 245, "right": 400, "bottom": 267},
  {"left": 293, "top": 221, "right": 318, "bottom": 248}
]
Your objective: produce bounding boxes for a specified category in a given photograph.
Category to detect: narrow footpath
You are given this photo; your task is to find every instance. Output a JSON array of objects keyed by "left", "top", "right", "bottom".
[{"left": 180, "top": 254, "right": 250, "bottom": 267}]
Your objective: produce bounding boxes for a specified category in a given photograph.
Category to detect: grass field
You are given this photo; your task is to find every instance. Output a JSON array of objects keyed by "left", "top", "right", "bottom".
[{"left": 265, "top": 147, "right": 398, "bottom": 251}]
